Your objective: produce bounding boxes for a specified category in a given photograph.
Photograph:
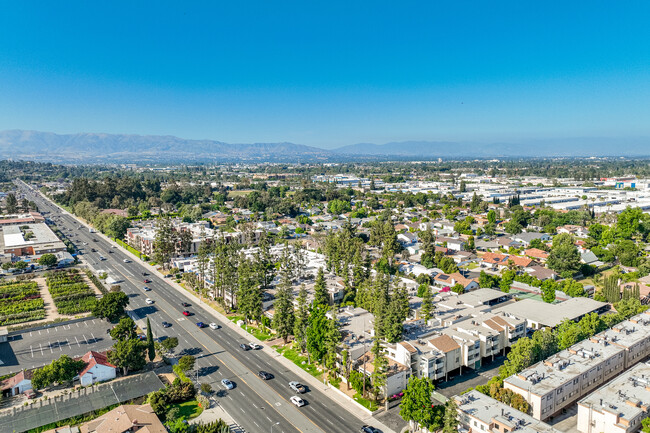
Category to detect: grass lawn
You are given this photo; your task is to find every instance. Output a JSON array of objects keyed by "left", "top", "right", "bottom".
[
  {"left": 170, "top": 399, "right": 203, "bottom": 420},
  {"left": 353, "top": 393, "right": 379, "bottom": 411},
  {"left": 228, "top": 189, "right": 254, "bottom": 197},
  {"left": 228, "top": 315, "right": 274, "bottom": 341},
  {"left": 464, "top": 263, "right": 479, "bottom": 270},
  {"left": 275, "top": 346, "right": 323, "bottom": 379}
]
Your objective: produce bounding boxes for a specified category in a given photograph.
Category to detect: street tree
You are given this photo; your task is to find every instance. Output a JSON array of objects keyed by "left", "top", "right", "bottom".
[
  {"left": 293, "top": 284, "right": 310, "bottom": 354},
  {"left": 152, "top": 216, "right": 176, "bottom": 268},
  {"left": 110, "top": 317, "right": 137, "bottom": 341},
  {"left": 92, "top": 291, "right": 129, "bottom": 322},
  {"left": 272, "top": 276, "right": 294, "bottom": 344},
  {"left": 179, "top": 355, "right": 196, "bottom": 372}
]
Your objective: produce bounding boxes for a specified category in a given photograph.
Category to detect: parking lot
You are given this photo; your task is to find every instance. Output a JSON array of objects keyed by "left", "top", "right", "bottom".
[{"left": 0, "top": 318, "right": 113, "bottom": 376}]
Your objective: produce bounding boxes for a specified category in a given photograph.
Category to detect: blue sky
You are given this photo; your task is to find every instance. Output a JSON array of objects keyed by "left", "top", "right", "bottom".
[{"left": 1, "top": 1, "right": 649, "bottom": 148}]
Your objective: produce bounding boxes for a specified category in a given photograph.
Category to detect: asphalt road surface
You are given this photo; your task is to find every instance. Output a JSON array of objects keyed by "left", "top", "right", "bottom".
[{"left": 16, "top": 180, "right": 374, "bottom": 433}]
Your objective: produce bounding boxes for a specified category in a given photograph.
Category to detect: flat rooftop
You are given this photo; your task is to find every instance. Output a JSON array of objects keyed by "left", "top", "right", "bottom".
[
  {"left": 1, "top": 223, "right": 62, "bottom": 248},
  {"left": 579, "top": 361, "right": 650, "bottom": 426},
  {"left": 456, "top": 390, "right": 562, "bottom": 433},
  {"left": 494, "top": 297, "right": 608, "bottom": 328}
]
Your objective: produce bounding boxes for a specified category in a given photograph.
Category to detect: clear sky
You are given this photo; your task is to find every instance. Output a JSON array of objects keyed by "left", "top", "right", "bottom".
[{"left": 1, "top": 1, "right": 649, "bottom": 148}]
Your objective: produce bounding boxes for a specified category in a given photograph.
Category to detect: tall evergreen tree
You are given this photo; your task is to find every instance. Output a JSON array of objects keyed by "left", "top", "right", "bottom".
[
  {"left": 272, "top": 272, "right": 294, "bottom": 344},
  {"left": 420, "top": 284, "right": 434, "bottom": 322},
  {"left": 146, "top": 317, "right": 155, "bottom": 362},
  {"left": 293, "top": 284, "right": 310, "bottom": 353},
  {"left": 313, "top": 267, "right": 329, "bottom": 306},
  {"left": 153, "top": 216, "right": 176, "bottom": 268},
  {"left": 371, "top": 339, "right": 388, "bottom": 402},
  {"left": 442, "top": 398, "right": 459, "bottom": 433}
]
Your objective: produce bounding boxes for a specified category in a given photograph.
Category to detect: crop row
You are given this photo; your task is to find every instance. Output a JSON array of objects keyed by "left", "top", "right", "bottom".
[
  {"left": 54, "top": 296, "right": 96, "bottom": 315},
  {"left": 48, "top": 283, "right": 93, "bottom": 298},
  {"left": 0, "top": 298, "right": 45, "bottom": 317},
  {"left": 0, "top": 310, "right": 46, "bottom": 326}
]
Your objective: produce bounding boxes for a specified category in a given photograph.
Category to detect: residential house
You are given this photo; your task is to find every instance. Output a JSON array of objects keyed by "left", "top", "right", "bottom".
[
  {"left": 524, "top": 248, "right": 549, "bottom": 261},
  {"left": 79, "top": 404, "right": 166, "bottom": 433},
  {"left": 77, "top": 351, "right": 117, "bottom": 386},
  {"left": 557, "top": 225, "right": 589, "bottom": 238},
  {"left": 513, "top": 232, "right": 552, "bottom": 246},
  {"left": 1, "top": 369, "right": 33, "bottom": 397}
]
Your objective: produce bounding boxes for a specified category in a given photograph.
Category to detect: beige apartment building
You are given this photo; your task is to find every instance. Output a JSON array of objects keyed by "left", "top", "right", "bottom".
[
  {"left": 577, "top": 361, "right": 650, "bottom": 433},
  {"left": 504, "top": 310, "right": 650, "bottom": 421}
]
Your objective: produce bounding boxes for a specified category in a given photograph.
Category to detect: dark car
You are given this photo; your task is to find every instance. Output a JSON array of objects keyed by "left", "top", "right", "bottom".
[
  {"left": 162, "top": 321, "right": 171, "bottom": 328},
  {"left": 142, "top": 272, "right": 148, "bottom": 276},
  {"left": 91, "top": 248, "right": 97, "bottom": 252},
  {"left": 108, "top": 250, "right": 113, "bottom": 253},
  {"left": 181, "top": 302, "right": 191, "bottom": 307},
  {"left": 240, "top": 343, "right": 250, "bottom": 351},
  {"left": 196, "top": 322, "right": 206, "bottom": 328},
  {"left": 361, "top": 426, "right": 380, "bottom": 433},
  {"left": 92, "top": 239, "right": 98, "bottom": 242},
  {"left": 258, "top": 371, "right": 274, "bottom": 380}
]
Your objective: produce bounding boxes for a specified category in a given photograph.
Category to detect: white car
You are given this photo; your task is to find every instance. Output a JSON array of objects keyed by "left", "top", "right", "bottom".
[
  {"left": 221, "top": 379, "right": 234, "bottom": 389},
  {"left": 290, "top": 396, "right": 305, "bottom": 407},
  {"left": 145, "top": 298, "right": 154, "bottom": 304},
  {"left": 249, "top": 342, "right": 262, "bottom": 350},
  {"left": 209, "top": 322, "right": 220, "bottom": 330},
  {"left": 123, "top": 259, "right": 130, "bottom": 263}
]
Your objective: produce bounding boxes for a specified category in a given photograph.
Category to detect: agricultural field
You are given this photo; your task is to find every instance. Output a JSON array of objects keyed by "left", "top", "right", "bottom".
[
  {"left": 46, "top": 269, "right": 97, "bottom": 315},
  {"left": 0, "top": 279, "right": 46, "bottom": 325}
]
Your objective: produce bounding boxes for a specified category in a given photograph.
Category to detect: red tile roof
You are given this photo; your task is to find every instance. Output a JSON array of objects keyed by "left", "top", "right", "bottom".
[{"left": 78, "top": 351, "right": 116, "bottom": 377}]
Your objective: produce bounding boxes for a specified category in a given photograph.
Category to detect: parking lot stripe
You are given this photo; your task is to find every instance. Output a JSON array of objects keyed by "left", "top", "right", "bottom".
[
  {"left": 83, "top": 335, "right": 88, "bottom": 345},
  {"left": 30, "top": 346, "right": 33, "bottom": 358},
  {"left": 39, "top": 344, "right": 43, "bottom": 355},
  {"left": 91, "top": 332, "right": 96, "bottom": 343},
  {"left": 75, "top": 336, "right": 80, "bottom": 347},
  {"left": 49, "top": 343, "right": 53, "bottom": 354}
]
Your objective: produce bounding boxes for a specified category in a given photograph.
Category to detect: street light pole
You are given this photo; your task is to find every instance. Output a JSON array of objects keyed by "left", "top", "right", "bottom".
[{"left": 270, "top": 421, "right": 280, "bottom": 433}]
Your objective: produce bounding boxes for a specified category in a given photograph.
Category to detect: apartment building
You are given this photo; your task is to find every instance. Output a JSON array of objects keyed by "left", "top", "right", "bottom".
[
  {"left": 455, "top": 390, "right": 562, "bottom": 433},
  {"left": 504, "top": 311, "right": 650, "bottom": 421},
  {"left": 577, "top": 362, "right": 650, "bottom": 433}
]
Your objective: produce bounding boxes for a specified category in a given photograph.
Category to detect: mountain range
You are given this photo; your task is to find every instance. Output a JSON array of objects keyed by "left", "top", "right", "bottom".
[{"left": 0, "top": 130, "right": 648, "bottom": 163}]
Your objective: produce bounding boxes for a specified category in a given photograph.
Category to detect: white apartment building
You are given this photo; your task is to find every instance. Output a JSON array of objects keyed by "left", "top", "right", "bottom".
[{"left": 455, "top": 390, "right": 562, "bottom": 433}]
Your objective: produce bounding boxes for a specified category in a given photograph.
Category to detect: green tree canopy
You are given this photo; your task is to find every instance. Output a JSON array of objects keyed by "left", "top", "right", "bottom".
[{"left": 92, "top": 291, "right": 129, "bottom": 322}]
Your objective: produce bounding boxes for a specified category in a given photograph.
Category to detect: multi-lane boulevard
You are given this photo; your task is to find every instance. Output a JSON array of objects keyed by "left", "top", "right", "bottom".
[{"left": 16, "top": 181, "right": 377, "bottom": 433}]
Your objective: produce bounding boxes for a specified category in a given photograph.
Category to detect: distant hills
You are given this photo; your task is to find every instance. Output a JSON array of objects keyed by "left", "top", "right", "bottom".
[
  {"left": 0, "top": 130, "right": 332, "bottom": 163},
  {"left": 0, "top": 130, "right": 648, "bottom": 163}
]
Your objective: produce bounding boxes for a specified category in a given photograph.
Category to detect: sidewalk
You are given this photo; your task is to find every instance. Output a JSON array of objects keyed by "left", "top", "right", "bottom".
[{"left": 191, "top": 397, "right": 245, "bottom": 433}]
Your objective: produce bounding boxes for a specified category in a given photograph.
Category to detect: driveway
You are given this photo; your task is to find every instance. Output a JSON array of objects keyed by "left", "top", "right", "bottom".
[{"left": 435, "top": 355, "right": 506, "bottom": 398}]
